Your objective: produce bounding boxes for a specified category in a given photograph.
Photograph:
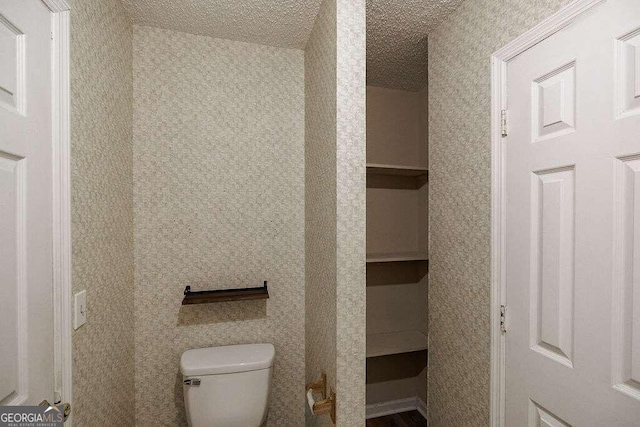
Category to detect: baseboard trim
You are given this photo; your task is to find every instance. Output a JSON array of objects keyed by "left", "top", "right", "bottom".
[{"left": 365, "top": 396, "right": 427, "bottom": 419}]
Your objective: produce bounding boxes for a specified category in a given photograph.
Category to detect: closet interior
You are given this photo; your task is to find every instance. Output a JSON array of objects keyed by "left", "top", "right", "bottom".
[{"left": 365, "top": 81, "right": 429, "bottom": 416}]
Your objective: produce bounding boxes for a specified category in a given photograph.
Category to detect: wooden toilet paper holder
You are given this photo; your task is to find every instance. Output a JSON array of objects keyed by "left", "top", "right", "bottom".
[{"left": 306, "top": 372, "right": 336, "bottom": 424}]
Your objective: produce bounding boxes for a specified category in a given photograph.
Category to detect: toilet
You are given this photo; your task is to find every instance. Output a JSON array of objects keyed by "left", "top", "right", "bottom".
[{"left": 180, "top": 343, "right": 275, "bottom": 427}]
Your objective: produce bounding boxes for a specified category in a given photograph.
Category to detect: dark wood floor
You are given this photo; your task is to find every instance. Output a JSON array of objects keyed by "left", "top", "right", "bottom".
[{"left": 366, "top": 410, "right": 427, "bottom": 427}]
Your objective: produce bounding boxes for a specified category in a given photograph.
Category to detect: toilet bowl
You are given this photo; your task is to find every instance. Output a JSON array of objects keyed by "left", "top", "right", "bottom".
[{"left": 180, "top": 343, "right": 275, "bottom": 427}]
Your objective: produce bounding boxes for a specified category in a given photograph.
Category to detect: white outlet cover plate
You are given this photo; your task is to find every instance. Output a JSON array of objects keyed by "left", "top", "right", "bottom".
[{"left": 74, "top": 290, "right": 87, "bottom": 330}]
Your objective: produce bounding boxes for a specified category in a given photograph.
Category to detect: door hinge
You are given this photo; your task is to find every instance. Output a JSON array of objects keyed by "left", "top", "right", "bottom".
[
  {"left": 500, "top": 305, "right": 507, "bottom": 333},
  {"left": 501, "top": 109, "right": 508, "bottom": 137}
]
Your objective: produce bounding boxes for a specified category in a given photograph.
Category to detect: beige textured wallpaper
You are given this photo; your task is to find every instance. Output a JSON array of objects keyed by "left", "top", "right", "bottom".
[
  {"left": 428, "top": 0, "right": 574, "bottom": 425},
  {"left": 304, "top": 0, "right": 338, "bottom": 424},
  {"left": 305, "top": 0, "right": 366, "bottom": 424},
  {"left": 132, "top": 26, "right": 305, "bottom": 426},
  {"left": 69, "top": 0, "right": 135, "bottom": 425},
  {"left": 334, "top": 0, "right": 366, "bottom": 422}
]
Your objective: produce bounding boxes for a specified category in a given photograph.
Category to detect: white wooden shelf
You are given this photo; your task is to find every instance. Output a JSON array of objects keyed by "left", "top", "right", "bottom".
[
  {"left": 366, "top": 251, "right": 428, "bottom": 263},
  {"left": 366, "top": 163, "right": 428, "bottom": 178},
  {"left": 366, "top": 330, "right": 428, "bottom": 358}
]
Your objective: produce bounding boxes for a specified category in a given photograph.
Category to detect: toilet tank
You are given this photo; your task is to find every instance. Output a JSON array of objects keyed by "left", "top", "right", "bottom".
[{"left": 180, "top": 344, "right": 275, "bottom": 427}]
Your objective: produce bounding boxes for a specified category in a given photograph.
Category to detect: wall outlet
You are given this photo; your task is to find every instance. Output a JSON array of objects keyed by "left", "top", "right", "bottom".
[{"left": 74, "top": 290, "right": 87, "bottom": 330}]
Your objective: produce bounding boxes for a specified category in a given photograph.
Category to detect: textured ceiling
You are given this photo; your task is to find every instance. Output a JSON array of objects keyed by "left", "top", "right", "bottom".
[
  {"left": 122, "top": 0, "right": 465, "bottom": 91},
  {"left": 367, "top": 0, "right": 466, "bottom": 91},
  {"left": 121, "top": 0, "right": 323, "bottom": 49}
]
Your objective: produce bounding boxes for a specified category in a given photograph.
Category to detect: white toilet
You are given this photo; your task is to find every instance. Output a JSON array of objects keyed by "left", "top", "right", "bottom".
[{"left": 180, "top": 343, "right": 275, "bottom": 427}]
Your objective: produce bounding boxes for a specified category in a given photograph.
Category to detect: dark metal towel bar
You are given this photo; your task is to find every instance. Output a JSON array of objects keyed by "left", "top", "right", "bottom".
[{"left": 182, "top": 281, "right": 269, "bottom": 305}]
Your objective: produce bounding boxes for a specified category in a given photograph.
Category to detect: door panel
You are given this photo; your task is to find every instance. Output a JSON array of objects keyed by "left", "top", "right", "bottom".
[
  {"left": 532, "top": 62, "right": 576, "bottom": 142},
  {"left": 616, "top": 29, "right": 640, "bottom": 118},
  {"left": 530, "top": 166, "right": 575, "bottom": 368},
  {"left": 612, "top": 154, "right": 640, "bottom": 400},
  {"left": 529, "top": 400, "right": 571, "bottom": 427},
  {"left": 0, "top": 153, "right": 24, "bottom": 403},
  {"left": 505, "top": 0, "right": 640, "bottom": 425},
  {"left": 0, "top": 14, "right": 24, "bottom": 112},
  {"left": 0, "top": 0, "right": 53, "bottom": 406}
]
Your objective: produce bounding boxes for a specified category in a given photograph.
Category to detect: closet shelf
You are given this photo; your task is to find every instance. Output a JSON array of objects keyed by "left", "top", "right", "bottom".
[
  {"left": 366, "top": 330, "right": 428, "bottom": 358},
  {"left": 366, "top": 251, "right": 428, "bottom": 263},
  {"left": 366, "top": 163, "right": 428, "bottom": 178}
]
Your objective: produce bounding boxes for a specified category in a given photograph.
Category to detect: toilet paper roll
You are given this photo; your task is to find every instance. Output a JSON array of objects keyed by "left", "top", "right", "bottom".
[{"left": 307, "top": 388, "right": 316, "bottom": 412}]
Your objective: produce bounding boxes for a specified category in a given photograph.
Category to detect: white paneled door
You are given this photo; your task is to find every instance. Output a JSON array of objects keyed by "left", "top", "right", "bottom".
[
  {"left": 505, "top": 0, "right": 640, "bottom": 425},
  {"left": 0, "top": 0, "right": 54, "bottom": 405}
]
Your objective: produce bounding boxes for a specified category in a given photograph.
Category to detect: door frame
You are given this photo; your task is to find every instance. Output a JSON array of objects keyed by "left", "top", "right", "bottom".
[
  {"left": 489, "top": 0, "right": 605, "bottom": 425},
  {"left": 41, "top": 0, "right": 72, "bottom": 418}
]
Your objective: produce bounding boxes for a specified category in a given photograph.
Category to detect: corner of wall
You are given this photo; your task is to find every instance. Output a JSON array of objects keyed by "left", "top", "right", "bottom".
[
  {"left": 335, "top": 0, "right": 367, "bottom": 424},
  {"left": 69, "top": 0, "right": 135, "bottom": 424},
  {"left": 427, "top": 0, "right": 575, "bottom": 424}
]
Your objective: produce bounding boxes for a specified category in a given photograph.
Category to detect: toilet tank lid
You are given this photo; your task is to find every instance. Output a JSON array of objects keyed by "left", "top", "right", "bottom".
[{"left": 180, "top": 343, "right": 275, "bottom": 376}]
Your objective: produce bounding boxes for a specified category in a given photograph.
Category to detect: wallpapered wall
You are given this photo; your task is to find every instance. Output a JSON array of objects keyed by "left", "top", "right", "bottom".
[
  {"left": 304, "top": 0, "right": 338, "bottom": 424},
  {"left": 305, "top": 0, "right": 366, "bottom": 424},
  {"left": 132, "top": 26, "right": 305, "bottom": 425},
  {"left": 427, "top": 0, "right": 574, "bottom": 425},
  {"left": 334, "top": 0, "right": 366, "bottom": 422},
  {"left": 69, "top": 0, "right": 135, "bottom": 425}
]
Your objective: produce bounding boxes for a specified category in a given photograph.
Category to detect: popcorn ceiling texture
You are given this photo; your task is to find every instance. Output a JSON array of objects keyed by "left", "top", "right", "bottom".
[
  {"left": 305, "top": 0, "right": 366, "bottom": 424},
  {"left": 69, "top": 0, "right": 135, "bottom": 425},
  {"left": 121, "top": 0, "right": 464, "bottom": 92},
  {"left": 121, "top": 0, "right": 323, "bottom": 49},
  {"left": 428, "top": 0, "right": 574, "bottom": 425},
  {"left": 132, "top": 26, "right": 305, "bottom": 426},
  {"left": 366, "top": 0, "right": 465, "bottom": 91}
]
